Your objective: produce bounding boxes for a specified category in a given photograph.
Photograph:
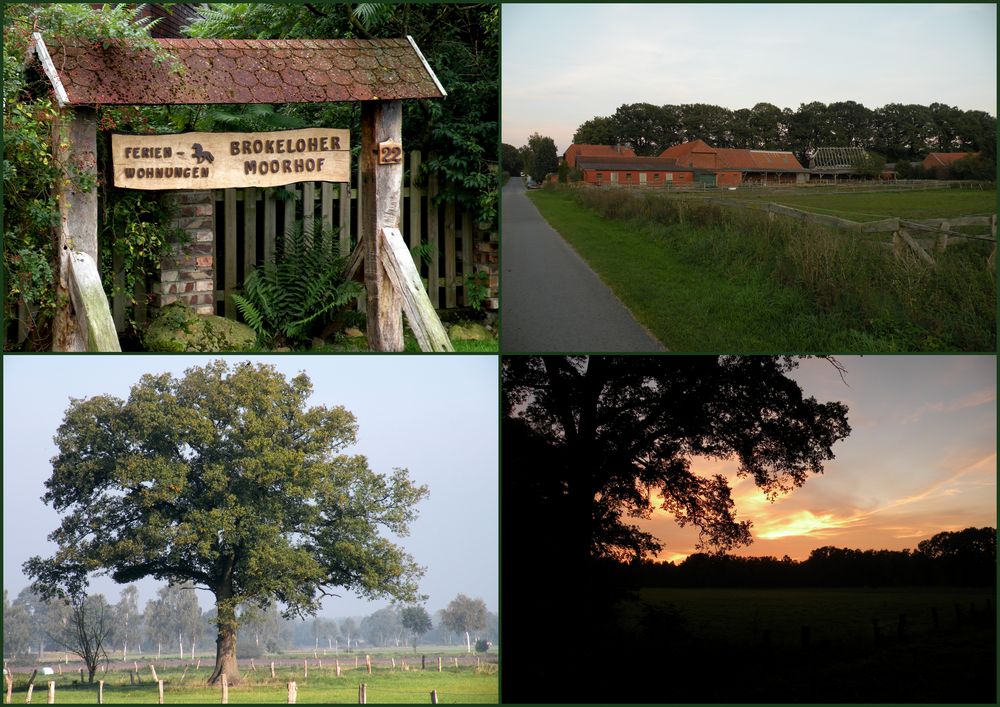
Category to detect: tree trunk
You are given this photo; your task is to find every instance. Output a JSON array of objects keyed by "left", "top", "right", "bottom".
[{"left": 208, "top": 574, "right": 242, "bottom": 686}]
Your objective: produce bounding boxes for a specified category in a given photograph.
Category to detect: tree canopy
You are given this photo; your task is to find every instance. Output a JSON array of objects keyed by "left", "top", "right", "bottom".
[
  {"left": 504, "top": 356, "right": 851, "bottom": 566},
  {"left": 24, "top": 360, "right": 428, "bottom": 684},
  {"left": 568, "top": 100, "right": 996, "bottom": 164}
]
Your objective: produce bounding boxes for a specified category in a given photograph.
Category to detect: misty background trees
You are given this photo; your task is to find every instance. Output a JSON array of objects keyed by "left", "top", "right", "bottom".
[{"left": 3, "top": 588, "right": 497, "bottom": 663}]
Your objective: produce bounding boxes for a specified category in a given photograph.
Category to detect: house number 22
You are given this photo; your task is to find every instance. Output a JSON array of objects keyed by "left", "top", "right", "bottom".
[{"left": 378, "top": 140, "right": 403, "bottom": 165}]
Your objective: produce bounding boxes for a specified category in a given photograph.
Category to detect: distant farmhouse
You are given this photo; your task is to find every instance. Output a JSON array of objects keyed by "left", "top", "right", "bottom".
[
  {"left": 564, "top": 140, "right": 807, "bottom": 187},
  {"left": 922, "top": 151, "right": 980, "bottom": 177},
  {"left": 563, "top": 140, "right": 980, "bottom": 186}
]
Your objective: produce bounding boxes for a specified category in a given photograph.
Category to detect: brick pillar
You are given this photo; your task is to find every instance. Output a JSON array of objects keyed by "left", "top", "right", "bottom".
[
  {"left": 475, "top": 227, "right": 499, "bottom": 312},
  {"left": 156, "top": 190, "right": 215, "bottom": 315}
]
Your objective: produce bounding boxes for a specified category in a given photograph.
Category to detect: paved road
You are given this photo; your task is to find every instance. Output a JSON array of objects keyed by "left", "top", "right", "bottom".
[{"left": 500, "top": 179, "right": 666, "bottom": 352}]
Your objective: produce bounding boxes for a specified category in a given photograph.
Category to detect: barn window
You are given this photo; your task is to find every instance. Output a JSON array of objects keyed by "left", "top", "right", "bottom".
[
  {"left": 625, "top": 173, "right": 632, "bottom": 181},
  {"left": 597, "top": 172, "right": 603, "bottom": 180}
]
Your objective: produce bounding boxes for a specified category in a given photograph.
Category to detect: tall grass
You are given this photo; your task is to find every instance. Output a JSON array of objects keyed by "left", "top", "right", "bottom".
[{"left": 566, "top": 188, "right": 995, "bottom": 351}]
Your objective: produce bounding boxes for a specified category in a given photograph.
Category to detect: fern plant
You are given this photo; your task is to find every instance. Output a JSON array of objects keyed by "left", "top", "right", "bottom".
[{"left": 232, "top": 222, "right": 362, "bottom": 348}]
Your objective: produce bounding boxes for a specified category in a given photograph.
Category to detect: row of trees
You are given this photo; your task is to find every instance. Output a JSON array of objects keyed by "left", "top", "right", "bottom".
[
  {"left": 572, "top": 101, "right": 997, "bottom": 163},
  {"left": 621, "top": 527, "right": 997, "bottom": 588},
  {"left": 3, "top": 585, "right": 496, "bottom": 670}
]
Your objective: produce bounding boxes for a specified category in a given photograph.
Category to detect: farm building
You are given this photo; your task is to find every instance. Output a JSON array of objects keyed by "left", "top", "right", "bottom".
[
  {"left": 563, "top": 143, "right": 636, "bottom": 169},
  {"left": 658, "top": 139, "right": 807, "bottom": 185},
  {"left": 809, "top": 147, "right": 895, "bottom": 180},
  {"left": 575, "top": 155, "right": 695, "bottom": 186},
  {"left": 922, "top": 151, "right": 979, "bottom": 177}
]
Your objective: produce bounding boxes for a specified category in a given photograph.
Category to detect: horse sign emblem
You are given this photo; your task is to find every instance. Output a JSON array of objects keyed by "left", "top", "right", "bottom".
[{"left": 112, "top": 128, "right": 350, "bottom": 190}]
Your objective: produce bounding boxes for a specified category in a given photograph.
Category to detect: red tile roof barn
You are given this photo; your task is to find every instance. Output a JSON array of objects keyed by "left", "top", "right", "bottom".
[
  {"left": 28, "top": 34, "right": 446, "bottom": 106},
  {"left": 659, "top": 140, "right": 804, "bottom": 172},
  {"left": 564, "top": 144, "right": 636, "bottom": 168},
  {"left": 923, "top": 152, "right": 979, "bottom": 169}
]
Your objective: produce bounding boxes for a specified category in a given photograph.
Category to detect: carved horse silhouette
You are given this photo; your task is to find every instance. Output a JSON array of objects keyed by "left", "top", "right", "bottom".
[{"left": 192, "top": 143, "right": 214, "bottom": 164}]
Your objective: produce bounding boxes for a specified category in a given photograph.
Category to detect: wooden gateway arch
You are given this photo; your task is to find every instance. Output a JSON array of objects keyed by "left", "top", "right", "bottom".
[{"left": 27, "top": 32, "right": 454, "bottom": 352}]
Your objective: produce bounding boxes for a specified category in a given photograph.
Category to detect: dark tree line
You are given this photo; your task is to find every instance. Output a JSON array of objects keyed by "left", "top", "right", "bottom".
[
  {"left": 573, "top": 101, "right": 997, "bottom": 166},
  {"left": 621, "top": 527, "right": 997, "bottom": 588}
]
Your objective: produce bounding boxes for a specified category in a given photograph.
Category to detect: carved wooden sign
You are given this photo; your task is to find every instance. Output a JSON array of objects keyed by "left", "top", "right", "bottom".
[
  {"left": 112, "top": 128, "right": 350, "bottom": 190},
  {"left": 377, "top": 140, "right": 403, "bottom": 165}
]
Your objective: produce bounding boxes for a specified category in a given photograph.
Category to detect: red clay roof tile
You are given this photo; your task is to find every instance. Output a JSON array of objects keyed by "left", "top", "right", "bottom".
[{"left": 32, "top": 35, "right": 444, "bottom": 106}]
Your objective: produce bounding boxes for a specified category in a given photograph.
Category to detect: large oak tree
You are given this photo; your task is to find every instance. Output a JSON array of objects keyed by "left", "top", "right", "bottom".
[{"left": 25, "top": 360, "right": 427, "bottom": 685}]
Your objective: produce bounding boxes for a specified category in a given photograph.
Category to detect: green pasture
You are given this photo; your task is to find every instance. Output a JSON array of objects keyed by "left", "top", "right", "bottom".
[
  {"left": 5, "top": 661, "right": 498, "bottom": 704},
  {"left": 700, "top": 186, "right": 997, "bottom": 222},
  {"left": 527, "top": 187, "right": 995, "bottom": 351},
  {"left": 634, "top": 586, "right": 995, "bottom": 646}
]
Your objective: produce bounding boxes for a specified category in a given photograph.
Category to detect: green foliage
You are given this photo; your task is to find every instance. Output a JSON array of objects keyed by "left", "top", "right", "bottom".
[
  {"left": 474, "top": 638, "right": 492, "bottom": 653},
  {"left": 232, "top": 222, "right": 363, "bottom": 348},
  {"left": 463, "top": 271, "right": 490, "bottom": 311},
  {"left": 185, "top": 4, "right": 499, "bottom": 226},
  {"left": 850, "top": 151, "right": 887, "bottom": 178}
]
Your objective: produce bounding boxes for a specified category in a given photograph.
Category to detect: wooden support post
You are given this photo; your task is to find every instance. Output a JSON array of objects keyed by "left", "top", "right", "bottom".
[
  {"left": 250, "top": 659, "right": 256, "bottom": 673},
  {"left": 360, "top": 683, "right": 367, "bottom": 704},
  {"left": 270, "top": 662, "right": 275, "bottom": 679},
  {"left": 321, "top": 182, "right": 334, "bottom": 236},
  {"left": 24, "top": 684, "right": 33, "bottom": 705},
  {"left": 422, "top": 656, "right": 425, "bottom": 671},
  {"left": 360, "top": 100, "right": 405, "bottom": 351},
  {"left": 150, "top": 665, "right": 158, "bottom": 683},
  {"left": 52, "top": 106, "right": 101, "bottom": 351},
  {"left": 220, "top": 674, "right": 228, "bottom": 704},
  {"left": 79, "top": 668, "right": 84, "bottom": 683},
  {"left": 5, "top": 670, "right": 12, "bottom": 704},
  {"left": 378, "top": 228, "right": 454, "bottom": 351},
  {"left": 303, "top": 660, "right": 308, "bottom": 679},
  {"left": 287, "top": 682, "right": 297, "bottom": 704},
  {"left": 303, "top": 181, "right": 315, "bottom": 234},
  {"left": 437, "top": 657, "right": 441, "bottom": 673},
  {"left": 409, "top": 150, "right": 423, "bottom": 264},
  {"left": 130, "top": 671, "right": 135, "bottom": 686},
  {"left": 430, "top": 690, "right": 438, "bottom": 704},
  {"left": 97, "top": 681, "right": 103, "bottom": 704},
  {"left": 336, "top": 661, "right": 341, "bottom": 678},
  {"left": 365, "top": 655, "right": 371, "bottom": 675},
  {"left": 46, "top": 683, "right": 53, "bottom": 705},
  {"left": 157, "top": 680, "right": 164, "bottom": 704}
]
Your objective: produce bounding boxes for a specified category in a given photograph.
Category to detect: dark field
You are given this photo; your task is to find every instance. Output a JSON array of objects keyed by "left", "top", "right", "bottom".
[{"left": 616, "top": 586, "right": 997, "bottom": 703}]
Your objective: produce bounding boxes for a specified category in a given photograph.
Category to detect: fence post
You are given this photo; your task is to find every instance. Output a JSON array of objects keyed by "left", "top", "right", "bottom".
[
  {"left": 303, "top": 660, "right": 308, "bottom": 679},
  {"left": 421, "top": 656, "right": 425, "bottom": 671},
  {"left": 157, "top": 680, "right": 164, "bottom": 704},
  {"left": 97, "top": 681, "right": 103, "bottom": 704},
  {"left": 271, "top": 662, "right": 275, "bottom": 679},
  {"left": 430, "top": 690, "right": 438, "bottom": 704},
  {"left": 79, "top": 668, "right": 84, "bottom": 683},
  {"left": 437, "top": 657, "right": 441, "bottom": 673},
  {"left": 46, "top": 683, "right": 53, "bottom": 705},
  {"left": 24, "top": 684, "right": 33, "bottom": 704},
  {"left": 365, "top": 655, "right": 371, "bottom": 675},
  {"left": 287, "top": 682, "right": 297, "bottom": 704},
  {"left": 220, "top": 674, "right": 228, "bottom": 704},
  {"left": 150, "top": 665, "right": 158, "bottom": 683},
  {"left": 336, "top": 660, "right": 341, "bottom": 678},
  {"left": 6, "top": 670, "right": 12, "bottom": 704}
]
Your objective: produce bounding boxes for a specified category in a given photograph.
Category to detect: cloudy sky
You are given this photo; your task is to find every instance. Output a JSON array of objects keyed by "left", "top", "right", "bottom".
[
  {"left": 634, "top": 356, "right": 996, "bottom": 563},
  {"left": 502, "top": 3, "right": 998, "bottom": 153},
  {"left": 3, "top": 355, "right": 497, "bottom": 620}
]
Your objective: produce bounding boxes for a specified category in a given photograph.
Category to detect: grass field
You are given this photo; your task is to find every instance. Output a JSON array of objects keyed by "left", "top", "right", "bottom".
[
  {"left": 686, "top": 186, "right": 997, "bottom": 222},
  {"left": 527, "top": 187, "right": 995, "bottom": 351},
  {"left": 5, "top": 659, "right": 497, "bottom": 704},
  {"left": 634, "top": 586, "right": 995, "bottom": 646}
]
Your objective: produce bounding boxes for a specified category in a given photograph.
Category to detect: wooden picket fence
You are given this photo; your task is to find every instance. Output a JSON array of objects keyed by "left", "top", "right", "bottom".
[{"left": 211, "top": 149, "right": 482, "bottom": 320}]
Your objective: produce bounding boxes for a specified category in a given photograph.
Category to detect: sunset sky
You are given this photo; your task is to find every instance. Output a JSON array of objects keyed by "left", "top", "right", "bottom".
[
  {"left": 502, "top": 3, "right": 998, "bottom": 152},
  {"left": 635, "top": 356, "right": 996, "bottom": 563}
]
